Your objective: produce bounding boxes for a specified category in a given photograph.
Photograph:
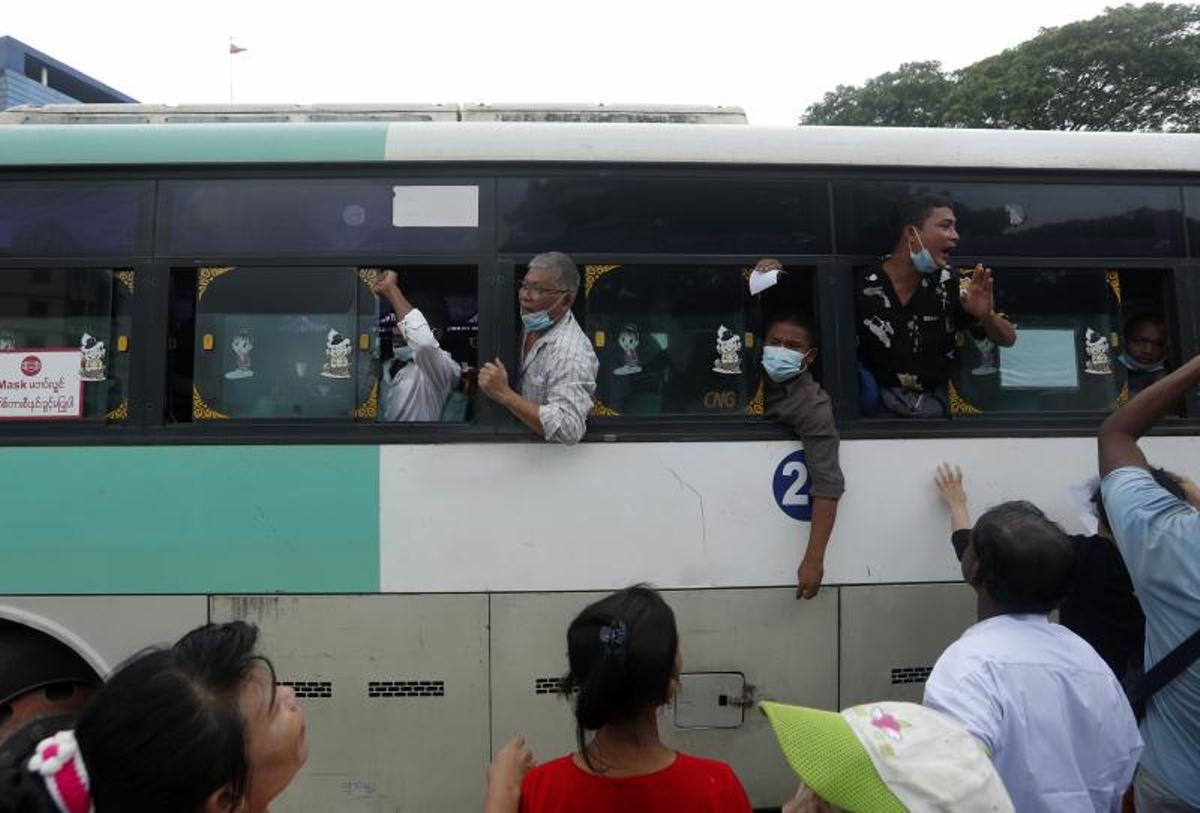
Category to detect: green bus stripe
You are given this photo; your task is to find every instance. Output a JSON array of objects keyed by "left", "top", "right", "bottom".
[
  {"left": 0, "top": 445, "right": 379, "bottom": 594},
  {"left": 0, "top": 123, "right": 389, "bottom": 165}
]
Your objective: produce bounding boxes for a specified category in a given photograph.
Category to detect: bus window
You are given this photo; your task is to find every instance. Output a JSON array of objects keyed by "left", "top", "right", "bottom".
[
  {"left": 0, "top": 182, "right": 153, "bottom": 258},
  {"left": 156, "top": 180, "right": 480, "bottom": 257},
  {"left": 370, "top": 266, "right": 478, "bottom": 423},
  {"left": 949, "top": 269, "right": 1175, "bottom": 416},
  {"left": 499, "top": 178, "right": 831, "bottom": 255},
  {"left": 582, "top": 264, "right": 761, "bottom": 416},
  {"left": 0, "top": 268, "right": 133, "bottom": 422},
  {"left": 174, "top": 267, "right": 372, "bottom": 421},
  {"left": 835, "top": 182, "right": 1185, "bottom": 258},
  {"left": 1187, "top": 188, "right": 1200, "bottom": 256}
]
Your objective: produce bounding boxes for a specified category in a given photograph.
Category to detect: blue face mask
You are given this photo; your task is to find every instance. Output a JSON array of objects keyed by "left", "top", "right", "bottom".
[
  {"left": 521, "top": 310, "right": 555, "bottom": 332},
  {"left": 762, "top": 345, "right": 809, "bottom": 382},
  {"left": 909, "top": 229, "right": 940, "bottom": 276},
  {"left": 393, "top": 344, "right": 415, "bottom": 363}
]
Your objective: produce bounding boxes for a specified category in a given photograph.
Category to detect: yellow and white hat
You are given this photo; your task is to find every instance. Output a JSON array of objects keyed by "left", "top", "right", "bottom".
[{"left": 760, "top": 700, "right": 1013, "bottom": 813}]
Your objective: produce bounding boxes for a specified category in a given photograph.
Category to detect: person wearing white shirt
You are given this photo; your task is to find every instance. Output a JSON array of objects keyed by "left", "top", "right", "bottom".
[
  {"left": 923, "top": 501, "right": 1142, "bottom": 813},
  {"left": 372, "top": 271, "right": 462, "bottom": 422}
]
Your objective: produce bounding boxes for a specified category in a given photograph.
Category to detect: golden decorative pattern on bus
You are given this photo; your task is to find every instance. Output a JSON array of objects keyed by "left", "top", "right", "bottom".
[
  {"left": 105, "top": 400, "right": 129, "bottom": 422},
  {"left": 1111, "top": 383, "right": 1130, "bottom": 410},
  {"left": 1110, "top": 332, "right": 1121, "bottom": 348},
  {"left": 202, "top": 334, "right": 215, "bottom": 351},
  {"left": 192, "top": 386, "right": 230, "bottom": 420},
  {"left": 949, "top": 381, "right": 983, "bottom": 416},
  {"left": 744, "top": 332, "right": 755, "bottom": 348},
  {"left": 197, "top": 267, "right": 235, "bottom": 303},
  {"left": 594, "top": 330, "right": 606, "bottom": 348},
  {"left": 111, "top": 270, "right": 135, "bottom": 293},
  {"left": 584, "top": 265, "right": 621, "bottom": 295},
  {"left": 358, "top": 268, "right": 380, "bottom": 290},
  {"left": 359, "top": 334, "right": 370, "bottom": 351},
  {"left": 590, "top": 398, "right": 619, "bottom": 417},
  {"left": 955, "top": 331, "right": 966, "bottom": 348},
  {"left": 354, "top": 383, "right": 379, "bottom": 419},
  {"left": 1106, "top": 270, "right": 1122, "bottom": 304},
  {"left": 117, "top": 335, "right": 129, "bottom": 352},
  {"left": 744, "top": 381, "right": 764, "bottom": 415}
]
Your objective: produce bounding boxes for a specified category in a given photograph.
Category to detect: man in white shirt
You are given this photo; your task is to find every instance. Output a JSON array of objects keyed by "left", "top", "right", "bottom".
[
  {"left": 478, "top": 252, "right": 598, "bottom": 445},
  {"left": 924, "top": 501, "right": 1142, "bottom": 813},
  {"left": 372, "top": 270, "right": 462, "bottom": 422}
]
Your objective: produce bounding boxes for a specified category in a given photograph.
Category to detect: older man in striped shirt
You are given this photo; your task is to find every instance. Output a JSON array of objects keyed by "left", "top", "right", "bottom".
[{"left": 479, "top": 252, "right": 598, "bottom": 445}]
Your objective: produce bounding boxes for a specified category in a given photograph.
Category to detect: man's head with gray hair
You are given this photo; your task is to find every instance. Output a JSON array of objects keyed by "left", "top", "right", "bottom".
[{"left": 528, "top": 251, "right": 581, "bottom": 294}]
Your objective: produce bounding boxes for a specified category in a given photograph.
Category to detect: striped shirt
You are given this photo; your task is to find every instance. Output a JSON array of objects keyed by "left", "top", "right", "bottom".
[{"left": 519, "top": 310, "right": 598, "bottom": 445}]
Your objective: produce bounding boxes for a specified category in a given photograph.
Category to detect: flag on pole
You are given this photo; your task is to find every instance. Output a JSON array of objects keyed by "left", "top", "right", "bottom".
[{"left": 230, "top": 42, "right": 247, "bottom": 54}]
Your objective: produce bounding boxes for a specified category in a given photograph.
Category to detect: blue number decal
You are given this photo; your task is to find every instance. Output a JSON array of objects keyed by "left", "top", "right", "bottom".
[{"left": 772, "top": 450, "right": 813, "bottom": 522}]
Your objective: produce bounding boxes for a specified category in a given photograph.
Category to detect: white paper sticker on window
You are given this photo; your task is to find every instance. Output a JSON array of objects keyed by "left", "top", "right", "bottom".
[
  {"left": 392, "top": 186, "right": 479, "bottom": 229},
  {"left": 1000, "top": 328, "right": 1080, "bottom": 390}
]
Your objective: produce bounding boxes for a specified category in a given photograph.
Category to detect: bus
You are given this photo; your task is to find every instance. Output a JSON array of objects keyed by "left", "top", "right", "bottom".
[{"left": 0, "top": 116, "right": 1198, "bottom": 810}]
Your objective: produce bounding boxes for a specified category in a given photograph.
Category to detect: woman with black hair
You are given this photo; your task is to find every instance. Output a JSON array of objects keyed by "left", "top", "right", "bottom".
[
  {"left": 493, "top": 585, "right": 751, "bottom": 813},
  {"left": 0, "top": 621, "right": 306, "bottom": 813}
]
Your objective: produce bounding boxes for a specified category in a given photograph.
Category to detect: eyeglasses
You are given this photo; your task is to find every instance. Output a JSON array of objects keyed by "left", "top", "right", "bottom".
[{"left": 517, "top": 282, "right": 569, "bottom": 296}]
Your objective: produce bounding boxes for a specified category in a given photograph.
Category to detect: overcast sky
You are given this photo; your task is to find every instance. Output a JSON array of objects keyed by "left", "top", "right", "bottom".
[{"left": 6, "top": 0, "right": 1145, "bottom": 125}]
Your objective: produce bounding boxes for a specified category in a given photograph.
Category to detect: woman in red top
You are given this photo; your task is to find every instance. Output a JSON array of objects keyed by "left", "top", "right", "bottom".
[{"left": 486, "top": 585, "right": 753, "bottom": 813}]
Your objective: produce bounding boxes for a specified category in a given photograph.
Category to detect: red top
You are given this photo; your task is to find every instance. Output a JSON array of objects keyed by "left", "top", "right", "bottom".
[{"left": 519, "top": 752, "right": 753, "bottom": 813}]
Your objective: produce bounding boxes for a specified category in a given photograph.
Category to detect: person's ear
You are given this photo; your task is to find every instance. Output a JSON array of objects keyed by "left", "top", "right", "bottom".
[
  {"left": 806, "top": 347, "right": 819, "bottom": 365},
  {"left": 203, "top": 784, "right": 242, "bottom": 813}
]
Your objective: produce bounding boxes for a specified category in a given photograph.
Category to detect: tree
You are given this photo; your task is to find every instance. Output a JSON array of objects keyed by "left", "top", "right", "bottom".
[
  {"left": 800, "top": 62, "right": 954, "bottom": 127},
  {"left": 800, "top": 3, "right": 1200, "bottom": 131}
]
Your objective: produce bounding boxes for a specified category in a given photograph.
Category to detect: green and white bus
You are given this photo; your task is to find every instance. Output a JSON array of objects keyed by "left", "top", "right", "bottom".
[{"left": 1, "top": 112, "right": 1198, "bottom": 810}]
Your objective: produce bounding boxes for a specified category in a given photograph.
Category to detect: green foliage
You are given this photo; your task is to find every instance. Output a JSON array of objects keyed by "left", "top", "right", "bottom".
[
  {"left": 800, "top": 3, "right": 1200, "bottom": 131},
  {"left": 800, "top": 62, "right": 954, "bottom": 127}
]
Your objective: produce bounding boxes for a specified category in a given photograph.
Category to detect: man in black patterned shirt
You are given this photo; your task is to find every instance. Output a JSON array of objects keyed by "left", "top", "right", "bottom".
[{"left": 857, "top": 194, "right": 1016, "bottom": 417}]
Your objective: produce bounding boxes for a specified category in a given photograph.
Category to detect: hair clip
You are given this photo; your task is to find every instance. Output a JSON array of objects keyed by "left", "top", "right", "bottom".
[
  {"left": 599, "top": 620, "right": 627, "bottom": 656},
  {"left": 27, "top": 730, "right": 93, "bottom": 813}
]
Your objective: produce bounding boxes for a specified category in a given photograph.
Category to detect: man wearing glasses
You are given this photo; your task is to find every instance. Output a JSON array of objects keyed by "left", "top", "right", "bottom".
[{"left": 479, "top": 251, "right": 599, "bottom": 444}]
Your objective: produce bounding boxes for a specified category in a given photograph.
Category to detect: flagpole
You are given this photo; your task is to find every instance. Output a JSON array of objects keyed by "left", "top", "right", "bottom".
[{"left": 228, "top": 37, "right": 234, "bottom": 104}]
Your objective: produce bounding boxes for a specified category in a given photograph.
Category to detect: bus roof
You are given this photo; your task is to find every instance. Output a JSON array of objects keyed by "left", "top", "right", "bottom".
[{"left": 0, "top": 121, "right": 1197, "bottom": 173}]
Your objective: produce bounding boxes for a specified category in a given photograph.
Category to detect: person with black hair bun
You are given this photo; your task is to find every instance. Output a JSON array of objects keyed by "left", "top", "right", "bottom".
[
  {"left": 488, "top": 585, "right": 751, "bottom": 813},
  {"left": 0, "top": 621, "right": 306, "bottom": 813}
]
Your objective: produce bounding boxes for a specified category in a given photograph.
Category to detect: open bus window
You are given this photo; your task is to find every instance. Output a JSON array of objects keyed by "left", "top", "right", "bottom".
[
  {"left": 0, "top": 268, "right": 132, "bottom": 422},
  {"left": 167, "top": 266, "right": 477, "bottom": 423},
  {"left": 949, "top": 268, "right": 1176, "bottom": 416},
  {"left": 582, "top": 264, "right": 761, "bottom": 416},
  {"left": 370, "top": 266, "right": 478, "bottom": 423}
]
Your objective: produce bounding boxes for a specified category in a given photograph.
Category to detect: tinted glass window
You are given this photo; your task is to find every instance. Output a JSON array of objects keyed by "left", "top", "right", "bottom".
[
  {"left": 950, "top": 268, "right": 1153, "bottom": 415},
  {"left": 186, "top": 267, "right": 374, "bottom": 420},
  {"left": 500, "top": 177, "right": 831, "bottom": 254},
  {"left": 158, "top": 181, "right": 480, "bottom": 257},
  {"left": 0, "top": 183, "right": 152, "bottom": 258},
  {"left": 835, "top": 182, "right": 1184, "bottom": 257},
  {"left": 583, "top": 264, "right": 761, "bottom": 415},
  {"left": 0, "top": 268, "right": 133, "bottom": 421},
  {"left": 1187, "top": 188, "right": 1200, "bottom": 256}
]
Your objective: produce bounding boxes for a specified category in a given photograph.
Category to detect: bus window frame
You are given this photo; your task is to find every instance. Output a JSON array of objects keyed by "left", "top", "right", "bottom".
[{"left": 0, "top": 162, "right": 1195, "bottom": 444}]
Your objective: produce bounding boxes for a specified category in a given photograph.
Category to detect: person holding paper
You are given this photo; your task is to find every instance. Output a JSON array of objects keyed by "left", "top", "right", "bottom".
[{"left": 857, "top": 194, "right": 1016, "bottom": 417}]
